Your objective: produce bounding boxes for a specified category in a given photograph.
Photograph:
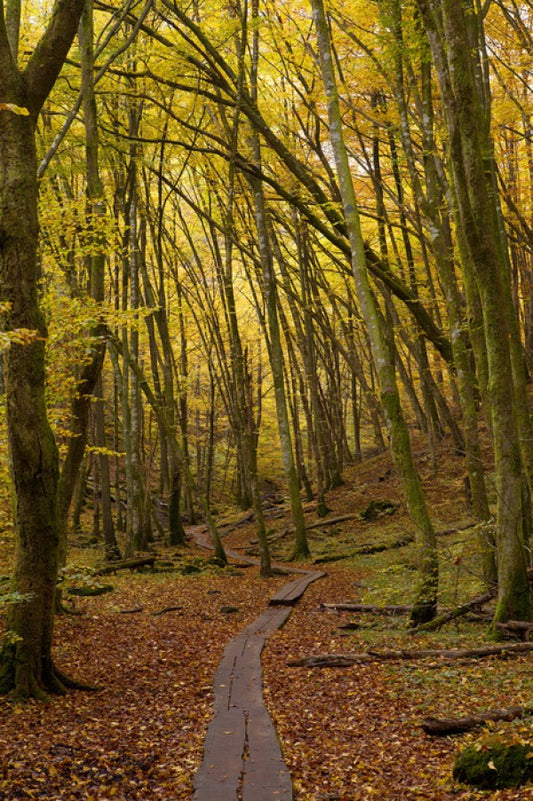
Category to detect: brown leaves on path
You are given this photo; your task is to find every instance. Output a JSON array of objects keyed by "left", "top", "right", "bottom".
[{"left": 0, "top": 564, "right": 286, "bottom": 800}]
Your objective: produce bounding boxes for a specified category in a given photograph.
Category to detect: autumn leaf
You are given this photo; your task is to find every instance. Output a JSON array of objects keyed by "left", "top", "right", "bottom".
[{"left": 0, "top": 102, "right": 30, "bottom": 116}]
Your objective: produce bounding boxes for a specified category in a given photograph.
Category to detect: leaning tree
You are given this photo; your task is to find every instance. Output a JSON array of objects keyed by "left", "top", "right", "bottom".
[{"left": 0, "top": 0, "right": 86, "bottom": 698}]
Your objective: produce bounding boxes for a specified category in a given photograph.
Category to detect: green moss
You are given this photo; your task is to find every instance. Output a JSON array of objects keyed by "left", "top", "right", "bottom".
[
  {"left": 453, "top": 740, "right": 533, "bottom": 789},
  {"left": 360, "top": 499, "right": 397, "bottom": 520}
]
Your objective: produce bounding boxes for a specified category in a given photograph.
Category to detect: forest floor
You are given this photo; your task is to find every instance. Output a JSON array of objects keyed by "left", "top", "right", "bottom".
[{"left": 0, "top": 437, "right": 531, "bottom": 800}]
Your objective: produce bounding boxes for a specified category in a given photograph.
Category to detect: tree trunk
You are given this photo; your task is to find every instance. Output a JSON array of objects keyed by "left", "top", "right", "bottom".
[
  {"left": 248, "top": 2, "right": 309, "bottom": 561},
  {"left": 312, "top": 0, "right": 438, "bottom": 623},
  {"left": 93, "top": 375, "right": 121, "bottom": 560},
  {"left": 415, "top": 0, "right": 531, "bottom": 624},
  {"left": 0, "top": 0, "right": 85, "bottom": 698},
  {"left": 248, "top": 161, "right": 310, "bottom": 560},
  {"left": 57, "top": 0, "right": 107, "bottom": 564}
]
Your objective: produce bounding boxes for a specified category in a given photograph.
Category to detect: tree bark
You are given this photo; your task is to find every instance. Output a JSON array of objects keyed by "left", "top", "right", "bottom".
[
  {"left": 415, "top": 0, "right": 531, "bottom": 625},
  {"left": 57, "top": 0, "right": 109, "bottom": 561},
  {"left": 311, "top": 0, "right": 438, "bottom": 623},
  {"left": 93, "top": 375, "right": 121, "bottom": 560},
  {"left": 0, "top": 0, "right": 86, "bottom": 698}
]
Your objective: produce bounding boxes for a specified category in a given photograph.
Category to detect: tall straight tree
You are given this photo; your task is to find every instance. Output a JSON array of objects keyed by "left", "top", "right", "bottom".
[
  {"left": 375, "top": 0, "right": 495, "bottom": 581},
  {"left": 0, "top": 0, "right": 86, "bottom": 698},
  {"left": 311, "top": 0, "right": 439, "bottom": 623},
  {"left": 249, "top": 0, "right": 310, "bottom": 561},
  {"left": 58, "top": 0, "right": 119, "bottom": 564},
  {"left": 415, "top": 0, "right": 531, "bottom": 625}
]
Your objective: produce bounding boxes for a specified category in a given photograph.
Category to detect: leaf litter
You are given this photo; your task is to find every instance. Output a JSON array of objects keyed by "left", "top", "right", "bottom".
[{"left": 0, "top": 440, "right": 531, "bottom": 800}]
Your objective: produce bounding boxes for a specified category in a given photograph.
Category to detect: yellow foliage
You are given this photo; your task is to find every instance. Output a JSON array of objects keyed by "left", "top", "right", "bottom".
[{"left": 0, "top": 103, "right": 30, "bottom": 116}]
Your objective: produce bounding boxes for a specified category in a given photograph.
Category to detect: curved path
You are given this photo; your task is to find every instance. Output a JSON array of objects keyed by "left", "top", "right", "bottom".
[{"left": 190, "top": 526, "right": 324, "bottom": 800}]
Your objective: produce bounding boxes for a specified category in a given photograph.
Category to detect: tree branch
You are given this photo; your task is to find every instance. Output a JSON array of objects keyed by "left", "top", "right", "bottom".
[
  {"left": 0, "top": 1, "right": 16, "bottom": 93},
  {"left": 24, "top": 0, "right": 85, "bottom": 115}
]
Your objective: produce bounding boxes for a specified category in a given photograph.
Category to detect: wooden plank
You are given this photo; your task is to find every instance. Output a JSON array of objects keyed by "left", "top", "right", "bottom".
[
  {"left": 243, "top": 705, "right": 293, "bottom": 800},
  {"left": 212, "top": 635, "right": 247, "bottom": 712},
  {"left": 192, "top": 553, "right": 324, "bottom": 800},
  {"left": 192, "top": 708, "right": 245, "bottom": 801},
  {"left": 269, "top": 571, "right": 325, "bottom": 606},
  {"left": 244, "top": 606, "right": 292, "bottom": 636}
]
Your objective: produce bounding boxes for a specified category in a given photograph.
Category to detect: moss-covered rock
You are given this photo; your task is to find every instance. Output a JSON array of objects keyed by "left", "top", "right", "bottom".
[
  {"left": 179, "top": 563, "right": 202, "bottom": 575},
  {"left": 453, "top": 739, "right": 533, "bottom": 789},
  {"left": 360, "top": 499, "right": 398, "bottom": 521}
]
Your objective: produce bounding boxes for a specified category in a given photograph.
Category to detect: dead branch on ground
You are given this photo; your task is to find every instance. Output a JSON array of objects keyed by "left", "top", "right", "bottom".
[
  {"left": 288, "top": 642, "right": 533, "bottom": 668},
  {"left": 421, "top": 706, "right": 532, "bottom": 736},
  {"left": 320, "top": 602, "right": 412, "bottom": 615},
  {"left": 409, "top": 588, "right": 497, "bottom": 634},
  {"left": 96, "top": 556, "right": 156, "bottom": 574}
]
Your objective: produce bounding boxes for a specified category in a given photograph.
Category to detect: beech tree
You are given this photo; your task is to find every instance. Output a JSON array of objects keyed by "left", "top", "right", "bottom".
[
  {"left": 57, "top": 0, "right": 121, "bottom": 565},
  {"left": 311, "top": 0, "right": 439, "bottom": 623},
  {"left": 0, "top": 0, "right": 86, "bottom": 698},
  {"left": 414, "top": 0, "right": 531, "bottom": 625}
]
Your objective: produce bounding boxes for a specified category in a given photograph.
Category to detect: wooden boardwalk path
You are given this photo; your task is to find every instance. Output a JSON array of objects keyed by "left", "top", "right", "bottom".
[{"left": 190, "top": 525, "right": 324, "bottom": 800}]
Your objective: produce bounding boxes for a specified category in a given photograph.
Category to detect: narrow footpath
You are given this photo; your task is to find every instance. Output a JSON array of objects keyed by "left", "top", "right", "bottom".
[{"left": 190, "top": 527, "right": 324, "bottom": 800}]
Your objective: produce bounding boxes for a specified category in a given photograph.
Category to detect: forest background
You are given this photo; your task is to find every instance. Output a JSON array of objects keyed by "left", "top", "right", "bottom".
[{"left": 0, "top": 0, "right": 531, "bottom": 715}]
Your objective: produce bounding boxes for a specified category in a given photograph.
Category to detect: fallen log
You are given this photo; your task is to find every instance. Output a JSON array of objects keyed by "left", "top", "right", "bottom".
[
  {"left": 96, "top": 556, "right": 156, "bottom": 575},
  {"left": 250, "top": 513, "right": 366, "bottom": 548},
  {"left": 495, "top": 620, "right": 533, "bottom": 640},
  {"left": 320, "top": 602, "right": 412, "bottom": 615},
  {"left": 281, "top": 513, "right": 360, "bottom": 539},
  {"left": 313, "top": 536, "right": 414, "bottom": 563},
  {"left": 435, "top": 521, "right": 476, "bottom": 537},
  {"left": 421, "top": 705, "right": 533, "bottom": 736},
  {"left": 313, "top": 548, "right": 360, "bottom": 564},
  {"left": 249, "top": 529, "right": 289, "bottom": 546},
  {"left": 312, "top": 520, "right": 480, "bottom": 566},
  {"left": 354, "top": 536, "right": 414, "bottom": 554},
  {"left": 288, "top": 641, "right": 533, "bottom": 667},
  {"left": 218, "top": 511, "right": 254, "bottom": 531},
  {"left": 409, "top": 588, "right": 497, "bottom": 634},
  {"left": 307, "top": 512, "right": 360, "bottom": 529}
]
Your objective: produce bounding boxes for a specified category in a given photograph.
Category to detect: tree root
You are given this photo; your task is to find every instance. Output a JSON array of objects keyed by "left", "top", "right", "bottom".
[
  {"left": 53, "top": 663, "right": 100, "bottom": 692},
  {"left": 0, "top": 641, "right": 99, "bottom": 700}
]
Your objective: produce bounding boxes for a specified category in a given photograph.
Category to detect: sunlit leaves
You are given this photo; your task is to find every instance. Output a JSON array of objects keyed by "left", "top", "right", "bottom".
[{"left": 0, "top": 103, "right": 30, "bottom": 116}]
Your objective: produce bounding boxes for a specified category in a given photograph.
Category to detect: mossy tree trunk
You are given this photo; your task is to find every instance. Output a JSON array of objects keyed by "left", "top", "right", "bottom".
[
  {"left": 312, "top": 0, "right": 438, "bottom": 623},
  {"left": 415, "top": 0, "right": 531, "bottom": 625},
  {"left": 381, "top": 0, "right": 496, "bottom": 583},
  {"left": 0, "top": 0, "right": 85, "bottom": 698}
]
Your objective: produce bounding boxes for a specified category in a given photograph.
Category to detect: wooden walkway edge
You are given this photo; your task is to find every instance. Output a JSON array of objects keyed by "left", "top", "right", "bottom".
[{"left": 190, "top": 524, "right": 325, "bottom": 800}]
